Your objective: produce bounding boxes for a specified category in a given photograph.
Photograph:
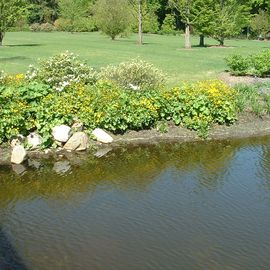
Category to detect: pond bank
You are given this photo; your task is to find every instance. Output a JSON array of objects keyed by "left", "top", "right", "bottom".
[{"left": 1, "top": 113, "right": 270, "bottom": 167}]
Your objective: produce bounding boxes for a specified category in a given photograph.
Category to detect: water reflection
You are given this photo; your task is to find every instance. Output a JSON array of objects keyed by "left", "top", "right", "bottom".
[
  {"left": 1, "top": 137, "right": 270, "bottom": 270},
  {"left": 0, "top": 137, "right": 270, "bottom": 208},
  {"left": 0, "top": 227, "right": 26, "bottom": 270}
]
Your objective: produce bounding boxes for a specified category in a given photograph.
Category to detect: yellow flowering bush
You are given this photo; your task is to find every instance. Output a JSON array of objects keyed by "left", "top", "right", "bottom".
[
  {"left": 160, "top": 80, "right": 237, "bottom": 136},
  {"left": 0, "top": 74, "right": 238, "bottom": 145}
]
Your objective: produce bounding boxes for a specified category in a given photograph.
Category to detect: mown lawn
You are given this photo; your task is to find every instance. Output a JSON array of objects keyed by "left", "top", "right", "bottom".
[{"left": 0, "top": 31, "right": 270, "bottom": 85}]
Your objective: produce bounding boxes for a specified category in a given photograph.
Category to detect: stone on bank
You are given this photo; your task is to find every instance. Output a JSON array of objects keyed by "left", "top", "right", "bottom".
[
  {"left": 92, "top": 128, "right": 113, "bottom": 144},
  {"left": 11, "top": 145, "right": 27, "bottom": 164},
  {"left": 64, "top": 132, "right": 89, "bottom": 151},
  {"left": 52, "top": 125, "right": 71, "bottom": 143}
]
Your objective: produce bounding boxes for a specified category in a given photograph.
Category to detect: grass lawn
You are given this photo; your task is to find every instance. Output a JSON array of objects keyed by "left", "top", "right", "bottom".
[{"left": 0, "top": 31, "right": 270, "bottom": 86}]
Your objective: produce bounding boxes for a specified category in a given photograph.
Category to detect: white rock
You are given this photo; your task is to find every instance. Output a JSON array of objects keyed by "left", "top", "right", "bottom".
[
  {"left": 64, "top": 132, "right": 89, "bottom": 151},
  {"left": 11, "top": 145, "right": 27, "bottom": 164},
  {"left": 52, "top": 125, "right": 71, "bottom": 143},
  {"left": 27, "top": 132, "right": 42, "bottom": 149},
  {"left": 10, "top": 134, "right": 25, "bottom": 148},
  {"left": 92, "top": 128, "right": 113, "bottom": 144}
]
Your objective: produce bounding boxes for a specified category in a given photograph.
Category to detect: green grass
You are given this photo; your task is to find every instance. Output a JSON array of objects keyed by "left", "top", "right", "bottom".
[{"left": 0, "top": 31, "right": 270, "bottom": 86}]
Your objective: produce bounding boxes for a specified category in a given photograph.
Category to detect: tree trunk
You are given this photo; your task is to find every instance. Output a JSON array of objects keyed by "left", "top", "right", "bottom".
[
  {"left": 185, "top": 24, "right": 191, "bottom": 49},
  {"left": 0, "top": 32, "right": 4, "bottom": 46},
  {"left": 138, "top": 0, "right": 143, "bottom": 45},
  {"left": 219, "top": 38, "right": 224, "bottom": 46},
  {"left": 199, "top": 35, "right": 205, "bottom": 47}
]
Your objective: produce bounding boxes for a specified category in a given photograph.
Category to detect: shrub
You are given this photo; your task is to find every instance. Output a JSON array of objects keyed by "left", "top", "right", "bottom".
[
  {"left": 93, "top": 0, "right": 132, "bottom": 40},
  {"left": 30, "top": 23, "right": 41, "bottom": 32},
  {"left": 160, "top": 80, "right": 237, "bottom": 136},
  {"left": 39, "top": 23, "right": 55, "bottom": 32},
  {"left": 26, "top": 51, "right": 97, "bottom": 91},
  {"left": 30, "top": 23, "right": 55, "bottom": 32},
  {"left": 225, "top": 55, "right": 250, "bottom": 76},
  {"left": 54, "top": 18, "right": 97, "bottom": 32},
  {"left": 161, "top": 14, "right": 176, "bottom": 35},
  {"left": 226, "top": 50, "right": 270, "bottom": 77},
  {"left": 100, "top": 59, "right": 165, "bottom": 91}
]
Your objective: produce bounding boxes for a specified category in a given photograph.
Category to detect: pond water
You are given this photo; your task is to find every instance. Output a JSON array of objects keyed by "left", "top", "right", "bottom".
[{"left": 1, "top": 137, "right": 270, "bottom": 270}]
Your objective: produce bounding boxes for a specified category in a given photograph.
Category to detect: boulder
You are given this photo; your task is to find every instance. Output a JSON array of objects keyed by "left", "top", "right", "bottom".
[
  {"left": 10, "top": 134, "right": 25, "bottom": 148},
  {"left": 27, "top": 132, "right": 42, "bottom": 149},
  {"left": 92, "top": 128, "right": 113, "bottom": 144},
  {"left": 53, "top": 160, "right": 71, "bottom": 174},
  {"left": 12, "top": 164, "right": 27, "bottom": 175},
  {"left": 11, "top": 145, "right": 27, "bottom": 164},
  {"left": 94, "top": 146, "right": 112, "bottom": 158},
  {"left": 52, "top": 125, "right": 71, "bottom": 143},
  {"left": 64, "top": 132, "right": 89, "bottom": 151}
]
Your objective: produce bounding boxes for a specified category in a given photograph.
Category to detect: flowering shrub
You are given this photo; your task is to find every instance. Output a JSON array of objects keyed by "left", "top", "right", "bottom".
[
  {"left": 160, "top": 80, "right": 237, "bottom": 136},
  {"left": 26, "top": 52, "right": 97, "bottom": 91},
  {"left": 100, "top": 59, "right": 165, "bottom": 91}
]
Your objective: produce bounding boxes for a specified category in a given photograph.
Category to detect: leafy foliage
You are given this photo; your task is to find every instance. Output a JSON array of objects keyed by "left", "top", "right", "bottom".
[
  {"left": 26, "top": 51, "right": 97, "bottom": 91},
  {"left": 100, "top": 58, "right": 165, "bottom": 91},
  {"left": 93, "top": 0, "right": 132, "bottom": 40},
  {"left": 226, "top": 50, "right": 270, "bottom": 77}
]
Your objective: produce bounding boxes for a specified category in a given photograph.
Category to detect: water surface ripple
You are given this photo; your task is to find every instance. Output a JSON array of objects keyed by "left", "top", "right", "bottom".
[{"left": 1, "top": 136, "right": 270, "bottom": 270}]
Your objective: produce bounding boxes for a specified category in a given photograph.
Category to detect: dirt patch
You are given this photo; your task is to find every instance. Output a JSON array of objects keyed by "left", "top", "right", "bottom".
[
  {"left": 219, "top": 72, "right": 270, "bottom": 87},
  {"left": 111, "top": 113, "right": 270, "bottom": 146}
]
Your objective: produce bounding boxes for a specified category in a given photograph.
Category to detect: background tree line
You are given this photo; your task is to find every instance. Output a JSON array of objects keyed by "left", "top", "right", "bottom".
[{"left": 0, "top": 0, "right": 270, "bottom": 47}]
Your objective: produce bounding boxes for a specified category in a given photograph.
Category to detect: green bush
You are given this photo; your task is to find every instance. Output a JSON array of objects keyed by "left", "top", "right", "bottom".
[
  {"left": 100, "top": 59, "right": 165, "bottom": 91},
  {"left": 30, "top": 23, "right": 55, "bottom": 32},
  {"left": 226, "top": 50, "right": 270, "bottom": 77},
  {"left": 0, "top": 77, "right": 238, "bottom": 145},
  {"left": 26, "top": 51, "right": 97, "bottom": 91},
  {"left": 161, "top": 14, "right": 176, "bottom": 35},
  {"left": 54, "top": 18, "right": 97, "bottom": 32}
]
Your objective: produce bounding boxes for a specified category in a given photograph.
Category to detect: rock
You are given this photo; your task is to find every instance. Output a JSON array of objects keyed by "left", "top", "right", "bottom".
[
  {"left": 0, "top": 148, "right": 11, "bottom": 165},
  {"left": 11, "top": 145, "right": 27, "bottom": 164},
  {"left": 28, "top": 159, "right": 41, "bottom": 169},
  {"left": 72, "top": 121, "right": 83, "bottom": 132},
  {"left": 53, "top": 160, "right": 71, "bottom": 174},
  {"left": 92, "top": 128, "right": 113, "bottom": 144},
  {"left": 10, "top": 135, "right": 25, "bottom": 148},
  {"left": 12, "top": 164, "right": 27, "bottom": 175},
  {"left": 52, "top": 125, "right": 71, "bottom": 143},
  {"left": 27, "top": 132, "right": 42, "bottom": 149},
  {"left": 64, "top": 132, "right": 89, "bottom": 151},
  {"left": 94, "top": 146, "right": 113, "bottom": 158}
]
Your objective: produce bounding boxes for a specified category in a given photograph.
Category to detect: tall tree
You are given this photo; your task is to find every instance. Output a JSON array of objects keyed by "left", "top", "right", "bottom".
[
  {"left": 28, "top": 0, "right": 58, "bottom": 23},
  {"left": 207, "top": 0, "right": 251, "bottom": 46},
  {"left": 0, "top": 0, "right": 29, "bottom": 46},
  {"left": 58, "top": 0, "right": 92, "bottom": 31},
  {"left": 129, "top": 0, "right": 160, "bottom": 45},
  {"left": 169, "top": 0, "right": 201, "bottom": 49}
]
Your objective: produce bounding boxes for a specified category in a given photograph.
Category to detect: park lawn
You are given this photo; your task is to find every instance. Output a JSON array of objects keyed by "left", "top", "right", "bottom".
[{"left": 0, "top": 31, "right": 270, "bottom": 86}]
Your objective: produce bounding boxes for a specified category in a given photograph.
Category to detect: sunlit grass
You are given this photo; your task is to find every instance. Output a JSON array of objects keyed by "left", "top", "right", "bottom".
[{"left": 0, "top": 31, "right": 270, "bottom": 85}]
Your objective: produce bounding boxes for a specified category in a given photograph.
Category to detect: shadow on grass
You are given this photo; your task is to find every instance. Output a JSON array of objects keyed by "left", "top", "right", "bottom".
[
  {"left": 6, "top": 44, "right": 42, "bottom": 47},
  {"left": 0, "top": 227, "right": 27, "bottom": 270},
  {"left": 0, "top": 56, "right": 28, "bottom": 62}
]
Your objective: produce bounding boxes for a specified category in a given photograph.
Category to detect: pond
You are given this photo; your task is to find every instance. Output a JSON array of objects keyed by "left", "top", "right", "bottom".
[{"left": 1, "top": 136, "right": 270, "bottom": 270}]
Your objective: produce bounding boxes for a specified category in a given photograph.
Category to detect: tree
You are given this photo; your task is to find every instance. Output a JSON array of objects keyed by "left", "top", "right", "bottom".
[
  {"left": 207, "top": 0, "right": 251, "bottom": 46},
  {"left": 58, "top": 0, "right": 92, "bottom": 31},
  {"left": 129, "top": 0, "right": 160, "bottom": 45},
  {"left": 169, "top": 0, "right": 202, "bottom": 49},
  {"left": 0, "top": 0, "right": 29, "bottom": 46},
  {"left": 27, "top": 0, "right": 58, "bottom": 24},
  {"left": 93, "top": 0, "right": 132, "bottom": 40},
  {"left": 251, "top": 9, "right": 270, "bottom": 38}
]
